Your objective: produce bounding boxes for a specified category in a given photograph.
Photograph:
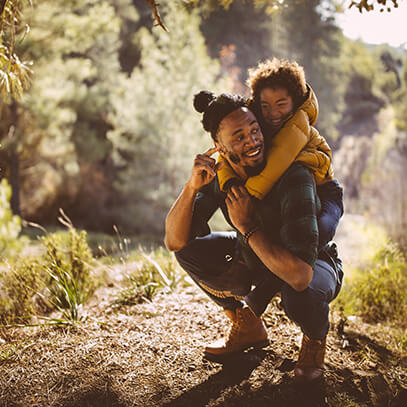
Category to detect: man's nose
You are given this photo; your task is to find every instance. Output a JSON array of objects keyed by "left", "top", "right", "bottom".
[
  {"left": 270, "top": 110, "right": 280, "bottom": 119},
  {"left": 246, "top": 133, "right": 258, "bottom": 146}
]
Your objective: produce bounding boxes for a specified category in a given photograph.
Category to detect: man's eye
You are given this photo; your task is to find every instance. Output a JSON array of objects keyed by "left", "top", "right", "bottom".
[{"left": 252, "top": 128, "right": 259, "bottom": 134}]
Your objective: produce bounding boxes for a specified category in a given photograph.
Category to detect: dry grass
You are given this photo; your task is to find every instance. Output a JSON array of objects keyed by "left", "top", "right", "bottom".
[{"left": 0, "top": 278, "right": 406, "bottom": 407}]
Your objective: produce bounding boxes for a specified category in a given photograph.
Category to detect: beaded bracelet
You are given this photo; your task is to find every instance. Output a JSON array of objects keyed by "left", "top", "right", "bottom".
[{"left": 243, "top": 225, "right": 260, "bottom": 245}]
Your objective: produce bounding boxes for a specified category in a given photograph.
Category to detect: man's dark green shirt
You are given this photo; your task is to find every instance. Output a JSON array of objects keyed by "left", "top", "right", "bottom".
[{"left": 190, "top": 162, "right": 320, "bottom": 269}]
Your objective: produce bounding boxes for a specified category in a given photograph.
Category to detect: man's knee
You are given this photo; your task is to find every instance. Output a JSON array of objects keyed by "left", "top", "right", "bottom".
[
  {"left": 174, "top": 238, "right": 204, "bottom": 271},
  {"left": 281, "top": 284, "right": 328, "bottom": 327},
  {"left": 175, "top": 232, "right": 237, "bottom": 276}
]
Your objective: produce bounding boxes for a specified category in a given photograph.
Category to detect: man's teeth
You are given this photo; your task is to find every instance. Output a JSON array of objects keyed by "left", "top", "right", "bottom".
[{"left": 246, "top": 148, "right": 261, "bottom": 157}]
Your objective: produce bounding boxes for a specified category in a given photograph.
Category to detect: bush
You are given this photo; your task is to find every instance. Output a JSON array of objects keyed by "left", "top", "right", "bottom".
[
  {"left": 42, "top": 227, "right": 94, "bottom": 307},
  {"left": 336, "top": 243, "right": 407, "bottom": 326},
  {"left": 0, "top": 179, "right": 22, "bottom": 256},
  {"left": 0, "top": 214, "right": 96, "bottom": 325},
  {"left": 0, "top": 260, "right": 42, "bottom": 324},
  {"left": 41, "top": 220, "right": 95, "bottom": 322}
]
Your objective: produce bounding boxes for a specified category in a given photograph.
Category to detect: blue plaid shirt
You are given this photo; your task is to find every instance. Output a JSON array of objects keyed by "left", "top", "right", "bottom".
[{"left": 190, "top": 163, "right": 320, "bottom": 268}]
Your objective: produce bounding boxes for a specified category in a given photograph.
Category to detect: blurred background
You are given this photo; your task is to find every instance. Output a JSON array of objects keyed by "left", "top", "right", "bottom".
[{"left": 1, "top": 0, "right": 406, "bottom": 249}]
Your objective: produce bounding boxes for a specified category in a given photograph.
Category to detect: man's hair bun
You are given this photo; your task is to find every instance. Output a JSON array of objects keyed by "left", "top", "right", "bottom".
[
  {"left": 193, "top": 89, "right": 248, "bottom": 141},
  {"left": 193, "top": 90, "right": 216, "bottom": 113}
]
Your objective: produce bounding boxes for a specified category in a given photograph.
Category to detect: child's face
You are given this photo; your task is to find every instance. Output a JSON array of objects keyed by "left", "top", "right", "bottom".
[{"left": 259, "top": 87, "right": 294, "bottom": 131}]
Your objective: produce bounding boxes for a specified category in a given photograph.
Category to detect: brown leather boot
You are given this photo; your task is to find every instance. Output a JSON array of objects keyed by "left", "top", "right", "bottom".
[
  {"left": 204, "top": 306, "right": 269, "bottom": 358},
  {"left": 294, "top": 334, "right": 326, "bottom": 382}
]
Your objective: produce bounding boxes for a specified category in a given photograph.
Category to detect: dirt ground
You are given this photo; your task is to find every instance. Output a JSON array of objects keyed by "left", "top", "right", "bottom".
[
  {"left": 0, "top": 281, "right": 406, "bottom": 407},
  {"left": 0, "top": 215, "right": 406, "bottom": 407}
]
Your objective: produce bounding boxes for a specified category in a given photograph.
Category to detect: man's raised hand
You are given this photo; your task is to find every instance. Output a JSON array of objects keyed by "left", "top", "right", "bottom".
[{"left": 187, "top": 146, "right": 223, "bottom": 192}]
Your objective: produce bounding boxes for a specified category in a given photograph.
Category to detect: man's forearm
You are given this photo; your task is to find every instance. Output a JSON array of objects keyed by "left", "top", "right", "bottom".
[
  {"left": 164, "top": 182, "right": 198, "bottom": 252},
  {"left": 246, "top": 228, "right": 313, "bottom": 292}
]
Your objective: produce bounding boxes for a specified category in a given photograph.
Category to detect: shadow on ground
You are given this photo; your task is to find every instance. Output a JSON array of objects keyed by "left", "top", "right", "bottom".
[{"left": 163, "top": 348, "right": 329, "bottom": 407}]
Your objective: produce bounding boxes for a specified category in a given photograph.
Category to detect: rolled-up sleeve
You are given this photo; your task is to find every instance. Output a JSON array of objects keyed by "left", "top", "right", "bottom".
[{"left": 189, "top": 180, "right": 221, "bottom": 239}]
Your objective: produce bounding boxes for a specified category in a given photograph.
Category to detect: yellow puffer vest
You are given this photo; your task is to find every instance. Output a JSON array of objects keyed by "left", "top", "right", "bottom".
[{"left": 217, "top": 85, "right": 333, "bottom": 199}]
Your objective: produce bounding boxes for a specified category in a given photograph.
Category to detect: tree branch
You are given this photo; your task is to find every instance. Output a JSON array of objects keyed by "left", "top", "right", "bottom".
[
  {"left": 145, "top": 0, "right": 168, "bottom": 32},
  {"left": 0, "top": 0, "right": 7, "bottom": 16}
]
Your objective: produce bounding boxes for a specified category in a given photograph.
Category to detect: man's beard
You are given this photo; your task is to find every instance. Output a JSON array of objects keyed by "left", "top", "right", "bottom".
[
  {"left": 226, "top": 150, "right": 240, "bottom": 164},
  {"left": 224, "top": 148, "right": 265, "bottom": 176}
]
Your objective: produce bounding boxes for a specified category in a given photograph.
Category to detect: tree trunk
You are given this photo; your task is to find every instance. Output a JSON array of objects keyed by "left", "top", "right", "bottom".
[
  {"left": 0, "top": 0, "right": 7, "bottom": 16},
  {"left": 9, "top": 101, "right": 21, "bottom": 216}
]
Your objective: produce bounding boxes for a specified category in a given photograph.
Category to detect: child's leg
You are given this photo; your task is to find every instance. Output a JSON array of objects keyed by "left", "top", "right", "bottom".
[
  {"left": 317, "top": 180, "right": 344, "bottom": 247},
  {"left": 318, "top": 200, "right": 343, "bottom": 247}
]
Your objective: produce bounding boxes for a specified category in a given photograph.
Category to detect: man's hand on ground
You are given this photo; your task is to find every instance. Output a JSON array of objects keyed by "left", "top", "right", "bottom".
[
  {"left": 187, "top": 146, "right": 223, "bottom": 192},
  {"left": 225, "top": 185, "right": 256, "bottom": 234}
]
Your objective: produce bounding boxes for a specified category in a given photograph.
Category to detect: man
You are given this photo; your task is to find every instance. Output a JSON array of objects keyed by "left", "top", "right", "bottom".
[{"left": 164, "top": 91, "right": 343, "bottom": 382}]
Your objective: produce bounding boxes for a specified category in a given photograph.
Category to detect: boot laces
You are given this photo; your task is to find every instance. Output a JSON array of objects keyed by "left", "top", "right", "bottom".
[
  {"left": 298, "top": 337, "right": 325, "bottom": 367},
  {"left": 226, "top": 309, "right": 245, "bottom": 345}
]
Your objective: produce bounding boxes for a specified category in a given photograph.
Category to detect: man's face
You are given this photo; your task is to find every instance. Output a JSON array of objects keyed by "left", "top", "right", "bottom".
[
  {"left": 215, "top": 107, "right": 264, "bottom": 169},
  {"left": 260, "top": 87, "right": 294, "bottom": 130}
]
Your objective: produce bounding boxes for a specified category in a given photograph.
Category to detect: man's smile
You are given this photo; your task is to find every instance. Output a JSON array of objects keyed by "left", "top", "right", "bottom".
[
  {"left": 244, "top": 145, "right": 263, "bottom": 158},
  {"left": 270, "top": 118, "right": 282, "bottom": 127}
]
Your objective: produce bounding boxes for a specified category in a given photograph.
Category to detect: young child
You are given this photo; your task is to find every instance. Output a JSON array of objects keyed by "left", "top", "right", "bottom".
[{"left": 217, "top": 58, "right": 343, "bottom": 247}]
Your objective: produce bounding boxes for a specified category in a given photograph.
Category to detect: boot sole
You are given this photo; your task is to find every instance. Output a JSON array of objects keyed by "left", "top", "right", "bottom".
[{"left": 204, "top": 339, "right": 270, "bottom": 362}]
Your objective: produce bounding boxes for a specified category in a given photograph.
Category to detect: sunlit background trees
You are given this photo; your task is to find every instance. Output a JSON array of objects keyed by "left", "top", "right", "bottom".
[{"left": 0, "top": 0, "right": 406, "bottom": 249}]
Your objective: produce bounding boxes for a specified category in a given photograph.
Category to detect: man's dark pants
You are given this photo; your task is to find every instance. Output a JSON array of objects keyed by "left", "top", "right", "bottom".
[{"left": 175, "top": 232, "right": 343, "bottom": 340}]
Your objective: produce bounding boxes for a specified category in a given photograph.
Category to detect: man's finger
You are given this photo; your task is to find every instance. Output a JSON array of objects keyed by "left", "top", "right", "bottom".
[
  {"left": 230, "top": 185, "right": 242, "bottom": 198},
  {"left": 237, "top": 185, "right": 249, "bottom": 197},
  {"left": 227, "top": 189, "right": 238, "bottom": 201},
  {"left": 203, "top": 146, "right": 221, "bottom": 157},
  {"left": 196, "top": 154, "right": 216, "bottom": 165},
  {"left": 214, "top": 161, "right": 224, "bottom": 172},
  {"left": 195, "top": 163, "right": 216, "bottom": 177}
]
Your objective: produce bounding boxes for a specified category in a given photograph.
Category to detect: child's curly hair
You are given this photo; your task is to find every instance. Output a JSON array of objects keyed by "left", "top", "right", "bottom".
[{"left": 247, "top": 58, "right": 308, "bottom": 110}]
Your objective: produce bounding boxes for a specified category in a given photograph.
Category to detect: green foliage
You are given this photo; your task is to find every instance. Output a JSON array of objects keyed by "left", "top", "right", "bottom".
[
  {"left": 0, "top": 178, "right": 22, "bottom": 255},
  {"left": 270, "top": 0, "right": 345, "bottom": 140},
  {"left": 1, "top": 0, "right": 133, "bottom": 230},
  {"left": 43, "top": 264, "right": 84, "bottom": 323},
  {"left": 336, "top": 242, "right": 407, "bottom": 326},
  {"left": 349, "top": 0, "right": 400, "bottom": 13},
  {"left": 114, "top": 248, "right": 184, "bottom": 307},
  {"left": 200, "top": 0, "right": 274, "bottom": 92},
  {"left": 42, "top": 225, "right": 94, "bottom": 313},
  {"left": 338, "top": 39, "right": 400, "bottom": 132},
  {"left": 0, "top": 215, "right": 96, "bottom": 325},
  {"left": 0, "top": 0, "right": 32, "bottom": 98},
  {"left": 0, "top": 259, "right": 41, "bottom": 324},
  {"left": 109, "top": 1, "right": 223, "bottom": 234},
  {"left": 393, "top": 56, "right": 407, "bottom": 131}
]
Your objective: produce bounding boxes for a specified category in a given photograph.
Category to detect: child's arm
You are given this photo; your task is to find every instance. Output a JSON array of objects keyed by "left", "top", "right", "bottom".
[
  {"left": 245, "top": 110, "right": 311, "bottom": 199},
  {"left": 296, "top": 126, "right": 333, "bottom": 184}
]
